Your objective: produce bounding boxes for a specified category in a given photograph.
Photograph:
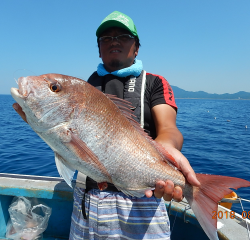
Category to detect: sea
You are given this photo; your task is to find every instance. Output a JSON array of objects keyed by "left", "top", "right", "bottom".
[{"left": 1, "top": 94, "right": 250, "bottom": 215}]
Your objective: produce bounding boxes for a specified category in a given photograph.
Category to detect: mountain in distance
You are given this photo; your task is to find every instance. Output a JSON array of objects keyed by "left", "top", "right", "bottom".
[{"left": 171, "top": 86, "right": 250, "bottom": 100}]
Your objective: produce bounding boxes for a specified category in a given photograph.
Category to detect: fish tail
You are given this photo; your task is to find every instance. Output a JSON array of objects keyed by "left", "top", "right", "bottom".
[{"left": 184, "top": 173, "right": 250, "bottom": 240}]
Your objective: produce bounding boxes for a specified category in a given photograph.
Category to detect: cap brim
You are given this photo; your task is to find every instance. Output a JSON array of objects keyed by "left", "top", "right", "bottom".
[{"left": 96, "top": 20, "right": 136, "bottom": 38}]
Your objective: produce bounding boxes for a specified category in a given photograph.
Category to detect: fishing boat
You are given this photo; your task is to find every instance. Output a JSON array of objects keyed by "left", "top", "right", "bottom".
[
  {"left": 0, "top": 173, "right": 249, "bottom": 240},
  {"left": 0, "top": 173, "right": 73, "bottom": 240}
]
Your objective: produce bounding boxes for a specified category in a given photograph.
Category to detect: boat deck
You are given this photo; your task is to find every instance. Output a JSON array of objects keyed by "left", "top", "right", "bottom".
[
  {"left": 0, "top": 173, "right": 73, "bottom": 239},
  {"left": 0, "top": 173, "right": 249, "bottom": 240}
]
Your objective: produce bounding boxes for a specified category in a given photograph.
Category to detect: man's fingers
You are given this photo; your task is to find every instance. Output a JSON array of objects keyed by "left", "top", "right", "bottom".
[
  {"left": 162, "top": 183, "right": 183, "bottom": 202},
  {"left": 146, "top": 180, "right": 184, "bottom": 202},
  {"left": 145, "top": 190, "right": 153, "bottom": 198},
  {"left": 154, "top": 181, "right": 165, "bottom": 198},
  {"left": 186, "top": 171, "right": 200, "bottom": 187},
  {"left": 162, "top": 180, "right": 174, "bottom": 201},
  {"left": 179, "top": 160, "right": 200, "bottom": 187},
  {"left": 163, "top": 145, "right": 200, "bottom": 187},
  {"left": 172, "top": 186, "right": 183, "bottom": 202}
]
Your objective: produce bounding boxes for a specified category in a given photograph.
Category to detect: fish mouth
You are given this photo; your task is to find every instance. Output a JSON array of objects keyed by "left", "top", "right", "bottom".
[
  {"left": 10, "top": 77, "right": 30, "bottom": 104},
  {"left": 10, "top": 87, "right": 25, "bottom": 103}
]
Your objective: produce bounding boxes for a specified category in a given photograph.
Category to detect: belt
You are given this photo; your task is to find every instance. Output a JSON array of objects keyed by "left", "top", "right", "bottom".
[{"left": 82, "top": 177, "right": 120, "bottom": 219}]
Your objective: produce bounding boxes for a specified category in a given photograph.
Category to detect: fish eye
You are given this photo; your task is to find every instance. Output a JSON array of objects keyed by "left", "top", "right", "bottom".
[{"left": 50, "top": 83, "right": 61, "bottom": 92}]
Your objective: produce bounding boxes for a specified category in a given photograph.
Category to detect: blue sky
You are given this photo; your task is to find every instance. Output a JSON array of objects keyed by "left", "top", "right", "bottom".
[{"left": 1, "top": 0, "right": 249, "bottom": 94}]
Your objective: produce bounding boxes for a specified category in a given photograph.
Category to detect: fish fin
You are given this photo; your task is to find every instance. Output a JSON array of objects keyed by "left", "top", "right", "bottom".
[
  {"left": 116, "top": 187, "right": 155, "bottom": 198},
  {"left": 105, "top": 94, "right": 134, "bottom": 108},
  {"left": 184, "top": 174, "right": 250, "bottom": 240},
  {"left": 66, "top": 130, "right": 113, "bottom": 183},
  {"left": 105, "top": 94, "right": 137, "bottom": 120},
  {"left": 97, "top": 182, "right": 108, "bottom": 191},
  {"left": 54, "top": 152, "right": 76, "bottom": 187},
  {"left": 150, "top": 141, "right": 180, "bottom": 169},
  {"left": 106, "top": 94, "right": 156, "bottom": 138}
]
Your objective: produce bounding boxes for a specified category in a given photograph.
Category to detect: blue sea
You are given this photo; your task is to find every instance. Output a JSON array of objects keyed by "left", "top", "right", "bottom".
[{"left": 1, "top": 95, "right": 250, "bottom": 214}]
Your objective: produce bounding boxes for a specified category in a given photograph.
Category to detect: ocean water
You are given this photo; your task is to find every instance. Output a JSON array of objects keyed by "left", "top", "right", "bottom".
[{"left": 1, "top": 95, "right": 250, "bottom": 214}]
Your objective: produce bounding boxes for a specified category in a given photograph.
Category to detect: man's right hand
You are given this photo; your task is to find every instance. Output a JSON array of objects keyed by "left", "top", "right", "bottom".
[{"left": 13, "top": 103, "right": 27, "bottom": 123}]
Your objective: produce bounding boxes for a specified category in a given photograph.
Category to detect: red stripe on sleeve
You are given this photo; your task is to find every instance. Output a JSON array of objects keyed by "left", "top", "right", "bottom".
[{"left": 147, "top": 73, "right": 177, "bottom": 109}]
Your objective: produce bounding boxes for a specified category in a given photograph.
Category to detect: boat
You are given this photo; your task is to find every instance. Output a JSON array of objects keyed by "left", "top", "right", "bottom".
[
  {"left": 0, "top": 173, "right": 249, "bottom": 240},
  {"left": 166, "top": 198, "right": 250, "bottom": 240},
  {"left": 0, "top": 173, "right": 73, "bottom": 240}
]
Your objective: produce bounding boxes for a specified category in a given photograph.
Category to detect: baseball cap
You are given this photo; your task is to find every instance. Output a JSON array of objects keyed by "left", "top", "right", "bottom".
[{"left": 96, "top": 11, "right": 139, "bottom": 39}]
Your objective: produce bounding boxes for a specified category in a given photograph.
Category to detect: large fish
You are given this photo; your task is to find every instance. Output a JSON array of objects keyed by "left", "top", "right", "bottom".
[{"left": 11, "top": 73, "right": 250, "bottom": 240}]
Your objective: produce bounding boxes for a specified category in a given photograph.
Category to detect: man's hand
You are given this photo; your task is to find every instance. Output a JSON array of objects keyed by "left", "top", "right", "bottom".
[
  {"left": 13, "top": 103, "right": 27, "bottom": 123},
  {"left": 145, "top": 145, "right": 200, "bottom": 202},
  {"left": 145, "top": 104, "right": 200, "bottom": 202}
]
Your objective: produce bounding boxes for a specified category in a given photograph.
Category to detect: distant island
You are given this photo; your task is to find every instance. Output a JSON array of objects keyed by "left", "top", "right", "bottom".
[
  {"left": 171, "top": 86, "right": 250, "bottom": 100},
  {"left": 1, "top": 86, "right": 250, "bottom": 100}
]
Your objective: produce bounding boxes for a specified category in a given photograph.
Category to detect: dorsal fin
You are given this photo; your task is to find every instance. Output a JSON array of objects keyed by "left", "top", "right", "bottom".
[
  {"left": 105, "top": 94, "right": 180, "bottom": 169},
  {"left": 105, "top": 94, "right": 134, "bottom": 108},
  {"left": 105, "top": 93, "right": 148, "bottom": 135}
]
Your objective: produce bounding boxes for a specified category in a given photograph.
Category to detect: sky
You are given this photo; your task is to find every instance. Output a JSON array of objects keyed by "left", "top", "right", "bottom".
[{"left": 1, "top": 0, "right": 249, "bottom": 94}]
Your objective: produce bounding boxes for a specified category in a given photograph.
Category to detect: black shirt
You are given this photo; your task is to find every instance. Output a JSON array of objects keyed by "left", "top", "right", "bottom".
[{"left": 88, "top": 71, "right": 177, "bottom": 139}]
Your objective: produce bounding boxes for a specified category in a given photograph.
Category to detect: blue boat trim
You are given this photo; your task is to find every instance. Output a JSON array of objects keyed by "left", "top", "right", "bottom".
[{"left": 0, "top": 173, "right": 63, "bottom": 182}]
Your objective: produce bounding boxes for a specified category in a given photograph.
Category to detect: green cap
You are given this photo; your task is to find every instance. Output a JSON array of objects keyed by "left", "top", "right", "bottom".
[{"left": 96, "top": 11, "right": 139, "bottom": 39}]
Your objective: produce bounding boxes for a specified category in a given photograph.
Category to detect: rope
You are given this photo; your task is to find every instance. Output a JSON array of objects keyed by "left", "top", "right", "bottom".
[
  {"left": 239, "top": 198, "right": 250, "bottom": 203},
  {"left": 169, "top": 200, "right": 178, "bottom": 236},
  {"left": 239, "top": 198, "right": 250, "bottom": 239}
]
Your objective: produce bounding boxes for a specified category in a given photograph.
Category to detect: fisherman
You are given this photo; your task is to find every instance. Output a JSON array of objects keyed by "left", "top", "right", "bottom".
[
  {"left": 13, "top": 11, "right": 200, "bottom": 240},
  {"left": 69, "top": 11, "right": 200, "bottom": 240}
]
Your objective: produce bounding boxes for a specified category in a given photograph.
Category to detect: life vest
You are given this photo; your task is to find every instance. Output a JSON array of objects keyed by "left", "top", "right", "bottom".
[{"left": 87, "top": 70, "right": 147, "bottom": 128}]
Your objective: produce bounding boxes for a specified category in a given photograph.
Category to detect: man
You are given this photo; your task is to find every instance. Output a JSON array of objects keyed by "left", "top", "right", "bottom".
[
  {"left": 68, "top": 11, "right": 199, "bottom": 240},
  {"left": 13, "top": 11, "right": 199, "bottom": 240}
]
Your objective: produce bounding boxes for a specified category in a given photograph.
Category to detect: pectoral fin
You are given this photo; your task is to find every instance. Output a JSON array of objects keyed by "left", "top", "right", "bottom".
[
  {"left": 66, "top": 130, "right": 113, "bottom": 183},
  {"left": 55, "top": 152, "right": 76, "bottom": 187}
]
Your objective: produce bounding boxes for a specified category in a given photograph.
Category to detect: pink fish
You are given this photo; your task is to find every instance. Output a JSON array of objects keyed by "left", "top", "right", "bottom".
[{"left": 11, "top": 74, "right": 250, "bottom": 240}]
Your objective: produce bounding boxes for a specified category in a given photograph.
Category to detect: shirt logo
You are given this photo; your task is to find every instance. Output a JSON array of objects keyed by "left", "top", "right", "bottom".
[{"left": 128, "top": 78, "right": 136, "bottom": 92}]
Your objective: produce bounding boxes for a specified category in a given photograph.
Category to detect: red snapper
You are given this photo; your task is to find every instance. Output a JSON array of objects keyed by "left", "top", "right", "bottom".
[{"left": 11, "top": 74, "right": 250, "bottom": 240}]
